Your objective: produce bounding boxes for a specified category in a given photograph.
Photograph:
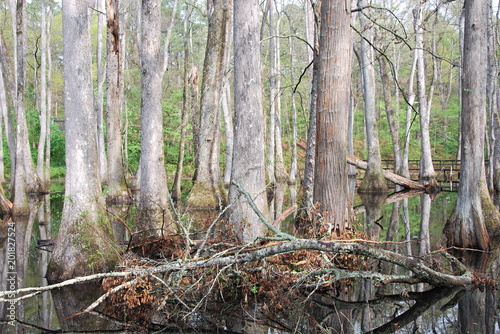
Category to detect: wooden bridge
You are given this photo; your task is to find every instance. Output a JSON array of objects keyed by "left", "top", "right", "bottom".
[{"left": 380, "top": 159, "right": 463, "bottom": 183}]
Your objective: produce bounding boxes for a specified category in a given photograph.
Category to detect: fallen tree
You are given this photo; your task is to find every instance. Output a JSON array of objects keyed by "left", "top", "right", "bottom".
[
  {"left": 347, "top": 155, "right": 428, "bottom": 191},
  {"left": 0, "top": 183, "right": 486, "bottom": 332}
]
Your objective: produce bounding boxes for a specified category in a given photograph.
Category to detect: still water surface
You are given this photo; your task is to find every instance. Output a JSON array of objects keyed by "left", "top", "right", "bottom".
[{"left": 0, "top": 189, "right": 498, "bottom": 333}]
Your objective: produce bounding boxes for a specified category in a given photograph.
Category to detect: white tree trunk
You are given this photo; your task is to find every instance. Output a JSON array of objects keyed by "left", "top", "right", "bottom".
[{"left": 414, "top": 2, "right": 436, "bottom": 180}]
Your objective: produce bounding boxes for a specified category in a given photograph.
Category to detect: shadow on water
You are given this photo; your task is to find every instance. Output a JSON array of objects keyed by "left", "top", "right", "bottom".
[{"left": 0, "top": 188, "right": 499, "bottom": 333}]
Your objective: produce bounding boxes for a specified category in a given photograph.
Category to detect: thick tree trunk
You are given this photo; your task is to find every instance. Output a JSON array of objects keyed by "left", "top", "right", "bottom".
[
  {"left": 444, "top": 0, "right": 493, "bottom": 250},
  {"left": 186, "top": 0, "right": 231, "bottom": 210},
  {"left": 313, "top": 0, "right": 353, "bottom": 236},
  {"left": 227, "top": 0, "right": 269, "bottom": 243},
  {"left": 137, "top": 0, "right": 175, "bottom": 237},
  {"left": 47, "top": 0, "right": 118, "bottom": 282}
]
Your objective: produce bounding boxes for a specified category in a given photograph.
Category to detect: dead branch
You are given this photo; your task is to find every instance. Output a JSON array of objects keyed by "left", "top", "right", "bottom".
[{"left": 0, "top": 237, "right": 477, "bottom": 306}]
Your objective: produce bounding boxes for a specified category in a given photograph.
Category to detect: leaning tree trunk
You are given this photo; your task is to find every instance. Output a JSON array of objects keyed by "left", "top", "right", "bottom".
[
  {"left": 186, "top": 0, "right": 231, "bottom": 210},
  {"left": 312, "top": 0, "right": 353, "bottom": 236},
  {"left": 356, "top": 1, "right": 387, "bottom": 194},
  {"left": 105, "top": 0, "right": 129, "bottom": 203},
  {"left": 47, "top": 0, "right": 118, "bottom": 282},
  {"left": 444, "top": 0, "right": 496, "bottom": 250},
  {"left": 137, "top": 0, "right": 175, "bottom": 237},
  {"left": 227, "top": 0, "right": 269, "bottom": 243}
]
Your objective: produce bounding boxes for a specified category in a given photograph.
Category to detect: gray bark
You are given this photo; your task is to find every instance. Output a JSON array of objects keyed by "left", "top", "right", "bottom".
[
  {"left": 414, "top": 1, "right": 436, "bottom": 180},
  {"left": 186, "top": 0, "right": 231, "bottom": 209},
  {"left": 222, "top": 77, "right": 233, "bottom": 188},
  {"left": 137, "top": 0, "right": 175, "bottom": 236},
  {"left": 227, "top": 0, "right": 269, "bottom": 243},
  {"left": 96, "top": 0, "right": 107, "bottom": 184},
  {"left": 444, "top": 0, "right": 491, "bottom": 250},
  {"left": 47, "top": 0, "right": 118, "bottom": 282},
  {"left": 36, "top": 0, "right": 49, "bottom": 187},
  {"left": 357, "top": 1, "right": 387, "bottom": 194},
  {"left": 105, "top": 0, "right": 129, "bottom": 203},
  {"left": 301, "top": 0, "right": 319, "bottom": 210},
  {"left": 11, "top": 0, "right": 43, "bottom": 214}
]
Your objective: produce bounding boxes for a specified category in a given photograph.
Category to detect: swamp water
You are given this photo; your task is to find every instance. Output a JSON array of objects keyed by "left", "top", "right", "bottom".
[{"left": 0, "top": 189, "right": 499, "bottom": 333}]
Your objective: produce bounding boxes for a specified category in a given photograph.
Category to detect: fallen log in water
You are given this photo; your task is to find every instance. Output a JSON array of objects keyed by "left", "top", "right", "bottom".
[{"left": 347, "top": 155, "right": 427, "bottom": 191}]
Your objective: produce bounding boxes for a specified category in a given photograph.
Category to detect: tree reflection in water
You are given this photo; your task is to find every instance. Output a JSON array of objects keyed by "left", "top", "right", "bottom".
[{"left": 0, "top": 190, "right": 498, "bottom": 333}]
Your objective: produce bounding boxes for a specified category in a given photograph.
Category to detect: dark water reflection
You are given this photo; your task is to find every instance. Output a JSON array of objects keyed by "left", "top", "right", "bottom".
[{"left": 0, "top": 190, "right": 499, "bottom": 333}]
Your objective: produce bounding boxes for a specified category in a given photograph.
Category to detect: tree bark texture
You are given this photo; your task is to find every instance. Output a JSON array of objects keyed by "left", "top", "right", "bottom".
[
  {"left": 357, "top": 1, "right": 387, "bottom": 194},
  {"left": 138, "top": 0, "right": 175, "bottom": 236},
  {"left": 187, "top": 0, "right": 231, "bottom": 209},
  {"left": 444, "top": 0, "right": 491, "bottom": 250},
  {"left": 106, "top": 0, "right": 129, "bottom": 203},
  {"left": 313, "top": 0, "right": 353, "bottom": 235},
  {"left": 47, "top": 0, "right": 118, "bottom": 282},
  {"left": 227, "top": 0, "right": 269, "bottom": 243},
  {"left": 12, "top": 0, "right": 43, "bottom": 214}
]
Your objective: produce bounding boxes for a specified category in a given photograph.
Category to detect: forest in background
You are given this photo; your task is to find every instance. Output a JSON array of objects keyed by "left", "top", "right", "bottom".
[
  {"left": 0, "top": 0, "right": 464, "bottom": 186},
  {"left": 1, "top": 1, "right": 499, "bottom": 331}
]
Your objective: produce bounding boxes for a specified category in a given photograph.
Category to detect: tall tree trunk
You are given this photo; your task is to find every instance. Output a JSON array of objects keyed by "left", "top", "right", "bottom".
[
  {"left": 47, "top": 0, "right": 118, "bottom": 282},
  {"left": 227, "top": 0, "right": 269, "bottom": 243},
  {"left": 0, "top": 35, "right": 16, "bottom": 178},
  {"left": 301, "top": 0, "right": 319, "bottom": 211},
  {"left": 357, "top": 1, "right": 387, "bottom": 194},
  {"left": 401, "top": 48, "right": 418, "bottom": 179},
  {"left": 444, "top": 0, "right": 496, "bottom": 250},
  {"left": 313, "top": 0, "right": 353, "bottom": 236},
  {"left": 105, "top": 0, "right": 129, "bottom": 203},
  {"left": 378, "top": 54, "right": 402, "bottom": 176},
  {"left": 222, "top": 76, "right": 233, "bottom": 189},
  {"left": 186, "top": 0, "right": 231, "bottom": 209},
  {"left": 95, "top": 0, "right": 107, "bottom": 184},
  {"left": 11, "top": 0, "right": 43, "bottom": 214},
  {"left": 137, "top": 0, "right": 175, "bottom": 237},
  {"left": 0, "top": 62, "right": 8, "bottom": 184},
  {"left": 487, "top": 0, "right": 500, "bottom": 206},
  {"left": 171, "top": 7, "right": 196, "bottom": 206},
  {"left": 36, "top": 0, "right": 49, "bottom": 188},
  {"left": 414, "top": 1, "right": 436, "bottom": 182}
]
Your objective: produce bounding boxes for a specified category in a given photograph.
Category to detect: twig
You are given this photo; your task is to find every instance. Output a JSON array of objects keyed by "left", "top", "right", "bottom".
[{"left": 231, "top": 180, "right": 296, "bottom": 241}]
